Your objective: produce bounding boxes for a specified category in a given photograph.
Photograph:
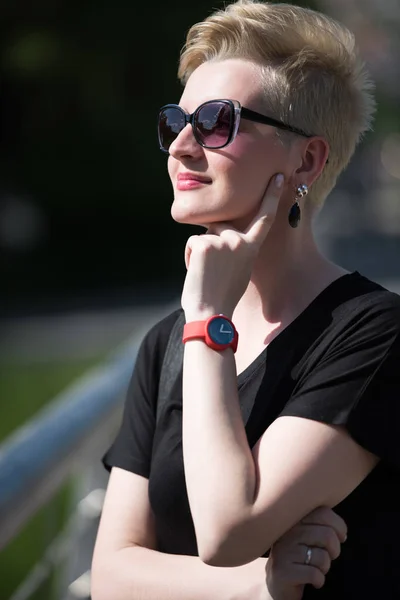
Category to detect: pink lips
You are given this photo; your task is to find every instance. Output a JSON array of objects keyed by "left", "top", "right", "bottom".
[{"left": 177, "top": 172, "right": 212, "bottom": 191}]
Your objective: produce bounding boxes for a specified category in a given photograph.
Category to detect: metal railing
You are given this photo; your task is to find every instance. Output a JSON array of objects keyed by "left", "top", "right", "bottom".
[{"left": 0, "top": 302, "right": 177, "bottom": 600}]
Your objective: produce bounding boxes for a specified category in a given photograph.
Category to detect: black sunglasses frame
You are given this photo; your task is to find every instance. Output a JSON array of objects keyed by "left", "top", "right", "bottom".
[{"left": 157, "top": 99, "right": 314, "bottom": 154}]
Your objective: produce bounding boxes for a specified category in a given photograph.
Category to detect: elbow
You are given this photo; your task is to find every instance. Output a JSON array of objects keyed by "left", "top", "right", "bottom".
[
  {"left": 91, "top": 542, "right": 145, "bottom": 600},
  {"left": 199, "top": 540, "right": 251, "bottom": 568},
  {"left": 197, "top": 526, "right": 258, "bottom": 568},
  {"left": 91, "top": 562, "right": 110, "bottom": 600},
  {"left": 91, "top": 556, "right": 122, "bottom": 600},
  {"left": 91, "top": 575, "right": 106, "bottom": 600},
  {"left": 201, "top": 549, "right": 241, "bottom": 568},
  {"left": 196, "top": 511, "right": 275, "bottom": 567}
]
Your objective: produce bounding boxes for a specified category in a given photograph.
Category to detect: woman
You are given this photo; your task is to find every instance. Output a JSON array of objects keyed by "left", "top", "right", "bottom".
[{"left": 92, "top": 0, "right": 400, "bottom": 598}]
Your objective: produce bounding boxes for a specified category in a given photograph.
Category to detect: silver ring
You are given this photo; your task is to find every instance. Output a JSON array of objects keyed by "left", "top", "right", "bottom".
[{"left": 305, "top": 547, "right": 313, "bottom": 566}]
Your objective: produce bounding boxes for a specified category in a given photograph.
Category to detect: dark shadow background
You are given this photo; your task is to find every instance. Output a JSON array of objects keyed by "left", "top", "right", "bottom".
[
  {"left": 0, "top": 0, "right": 399, "bottom": 318},
  {"left": 0, "top": 0, "right": 232, "bottom": 315}
]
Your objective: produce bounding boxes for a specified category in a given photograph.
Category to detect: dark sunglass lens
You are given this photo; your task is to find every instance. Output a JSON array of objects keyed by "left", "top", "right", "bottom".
[
  {"left": 158, "top": 107, "right": 185, "bottom": 151},
  {"left": 196, "top": 102, "right": 233, "bottom": 148}
]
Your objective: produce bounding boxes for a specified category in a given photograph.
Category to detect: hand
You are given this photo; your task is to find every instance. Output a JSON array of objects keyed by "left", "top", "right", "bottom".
[
  {"left": 265, "top": 507, "right": 347, "bottom": 600},
  {"left": 181, "top": 173, "right": 284, "bottom": 320}
]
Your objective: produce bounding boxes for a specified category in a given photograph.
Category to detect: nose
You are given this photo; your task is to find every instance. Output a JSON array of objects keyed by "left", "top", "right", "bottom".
[{"left": 168, "top": 123, "right": 205, "bottom": 160}]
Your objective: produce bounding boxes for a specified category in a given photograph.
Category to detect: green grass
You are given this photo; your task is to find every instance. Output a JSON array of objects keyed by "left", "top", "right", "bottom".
[
  {"left": 0, "top": 360, "right": 101, "bottom": 443},
  {"left": 1, "top": 483, "right": 73, "bottom": 600},
  {"left": 0, "top": 357, "right": 102, "bottom": 599}
]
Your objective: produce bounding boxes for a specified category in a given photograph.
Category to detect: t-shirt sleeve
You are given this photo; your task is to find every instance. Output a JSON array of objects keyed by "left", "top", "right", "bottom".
[
  {"left": 102, "top": 309, "right": 181, "bottom": 478},
  {"left": 280, "top": 299, "right": 400, "bottom": 468}
]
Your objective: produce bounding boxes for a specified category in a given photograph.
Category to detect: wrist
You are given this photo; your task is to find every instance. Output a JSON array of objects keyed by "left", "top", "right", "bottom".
[
  {"left": 184, "top": 310, "right": 217, "bottom": 323},
  {"left": 184, "top": 308, "right": 233, "bottom": 322}
]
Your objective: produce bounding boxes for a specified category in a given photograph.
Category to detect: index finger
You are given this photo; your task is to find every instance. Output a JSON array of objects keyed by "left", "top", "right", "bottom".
[
  {"left": 301, "top": 506, "right": 348, "bottom": 543},
  {"left": 244, "top": 173, "right": 284, "bottom": 245}
]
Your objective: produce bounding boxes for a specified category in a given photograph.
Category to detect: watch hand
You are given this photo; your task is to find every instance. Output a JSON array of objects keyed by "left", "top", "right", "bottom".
[{"left": 219, "top": 325, "right": 232, "bottom": 334}]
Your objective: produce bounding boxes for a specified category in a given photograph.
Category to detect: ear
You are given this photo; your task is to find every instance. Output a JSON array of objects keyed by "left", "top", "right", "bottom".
[{"left": 295, "top": 137, "right": 330, "bottom": 185}]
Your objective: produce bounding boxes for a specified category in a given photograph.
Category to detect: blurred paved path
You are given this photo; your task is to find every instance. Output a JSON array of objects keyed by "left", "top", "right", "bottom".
[{"left": 0, "top": 300, "right": 180, "bottom": 364}]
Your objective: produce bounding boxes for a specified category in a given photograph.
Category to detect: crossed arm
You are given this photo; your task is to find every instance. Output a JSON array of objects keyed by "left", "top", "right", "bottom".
[
  {"left": 91, "top": 468, "right": 269, "bottom": 600},
  {"left": 91, "top": 467, "right": 346, "bottom": 600},
  {"left": 181, "top": 340, "right": 379, "bottom": 567}
]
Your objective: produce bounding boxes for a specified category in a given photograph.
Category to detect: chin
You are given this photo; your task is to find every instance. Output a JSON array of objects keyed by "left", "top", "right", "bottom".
[
  {"left": 171, "top": 208, "right": 251, "bottom": 233},
  {"left": 170, "top": 195, "right": 223, "bottom": 226},
  {"left": 170, "top": 189, "right": 253, "bottom": 229},
  {"left": 170, "top": 209, "right": 210, "bottom": 227}
]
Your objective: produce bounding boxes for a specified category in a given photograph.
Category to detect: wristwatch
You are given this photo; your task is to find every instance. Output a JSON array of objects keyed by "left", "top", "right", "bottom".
[{"left": 183, "top": 314, "right": 239, "bottom": 353}]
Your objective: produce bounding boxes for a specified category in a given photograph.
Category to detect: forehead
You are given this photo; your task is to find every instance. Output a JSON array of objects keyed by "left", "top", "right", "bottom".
[{"left": 180, "top": 58, "right": 264, "bottom": 111}]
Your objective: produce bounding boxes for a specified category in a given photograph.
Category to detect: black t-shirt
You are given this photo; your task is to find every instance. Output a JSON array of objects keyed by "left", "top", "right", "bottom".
[{"left": 103, "top": 272, "right": 400, "bottom": 599}]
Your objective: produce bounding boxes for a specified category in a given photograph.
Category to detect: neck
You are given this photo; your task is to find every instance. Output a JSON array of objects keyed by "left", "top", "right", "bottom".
[{"left": 234, "top": 218, "right": 348, "bottom": 328}]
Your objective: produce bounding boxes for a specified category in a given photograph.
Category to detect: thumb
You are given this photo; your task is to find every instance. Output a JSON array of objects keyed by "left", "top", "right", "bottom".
[
  {"left": 184, "top": 242, "right": 191, "bottom": 270},
  {"left": 184, "top": 235, "right": 198, "bottom": 270}
]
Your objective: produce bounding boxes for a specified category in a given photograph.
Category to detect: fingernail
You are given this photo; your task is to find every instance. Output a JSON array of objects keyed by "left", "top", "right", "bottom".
[{"left": 275, "top": 174, "right": 284, "bottom": 188}]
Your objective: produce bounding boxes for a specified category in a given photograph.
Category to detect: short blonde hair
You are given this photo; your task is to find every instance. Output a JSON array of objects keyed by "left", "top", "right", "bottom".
[{"left": 178, "top": 0, "right": 376, "bottom": 204}]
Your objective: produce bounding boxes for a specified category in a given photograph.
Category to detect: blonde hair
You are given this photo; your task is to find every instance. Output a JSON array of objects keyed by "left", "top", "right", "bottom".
[{"left": 178, "top": 0, "right": 376, "bottom": 204}]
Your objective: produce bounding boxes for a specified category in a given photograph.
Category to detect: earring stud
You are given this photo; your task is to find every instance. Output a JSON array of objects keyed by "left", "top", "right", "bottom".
[
  {"left": 288, "top": 184, "right": 309, "bottom": 228},
  {"left": 296, "top": 184, "right": 309, "bottom": 198}
]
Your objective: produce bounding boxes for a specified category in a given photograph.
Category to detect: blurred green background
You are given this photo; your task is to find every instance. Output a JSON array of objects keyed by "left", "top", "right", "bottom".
[{"left": 1, "top": 0, "right": 400, "bottom": 598}]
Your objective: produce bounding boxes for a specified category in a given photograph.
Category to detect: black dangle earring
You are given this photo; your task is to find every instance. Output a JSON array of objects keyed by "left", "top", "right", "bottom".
[{"left": 288, "top": 184, "right": 309, "bottom": 228}]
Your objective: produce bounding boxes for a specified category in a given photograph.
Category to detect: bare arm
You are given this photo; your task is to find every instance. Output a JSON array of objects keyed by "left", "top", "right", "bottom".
[
  {"left": 181, "top": 340, "right": 378, "bottom": 567},
  {"left": 91, "top": 468, "right": 346, "bottom": 600},
  {"left": 180, "top": 175, "right": 381, "bottom": 568},
  {"left": 91, "top": 466, "right": 268, "bottom": 600}
]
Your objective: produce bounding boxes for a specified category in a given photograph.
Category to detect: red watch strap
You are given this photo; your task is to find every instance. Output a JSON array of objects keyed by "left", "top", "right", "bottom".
[
  {"left": 182, "top": 320, "right": 208, "bottom": 341},
  {"left": 182, "top": 316, "right": 238, "bottom": 353}
]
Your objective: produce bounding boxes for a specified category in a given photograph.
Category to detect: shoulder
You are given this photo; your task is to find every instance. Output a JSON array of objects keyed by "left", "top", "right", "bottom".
[
  {"left": 329, "top": 272, "right": 400, "bottom": 334},
  {"left": 123, "top": 306, "right": 183, "bottom": 407},
  {"left": 143, "top": 306, "right": 184, "bottom": 346},
  {"left": 138, "top": 307, "right": 184, "bottom": 370},
  {"left": 293, "top": 273, "right": 400, "bottom": 378}
]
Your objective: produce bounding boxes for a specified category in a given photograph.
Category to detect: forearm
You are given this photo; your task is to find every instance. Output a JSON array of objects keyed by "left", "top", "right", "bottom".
[
  {"left": 182, "top": 340, "right": 257, "bottom": 560},
  {"left": 92, "top": 546, "right": 268, "bottom": 600}
]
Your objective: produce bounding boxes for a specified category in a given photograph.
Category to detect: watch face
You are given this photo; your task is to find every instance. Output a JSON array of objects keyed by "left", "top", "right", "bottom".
[{"left": 208, "top": 316, "right": 235, "bottom": 345}]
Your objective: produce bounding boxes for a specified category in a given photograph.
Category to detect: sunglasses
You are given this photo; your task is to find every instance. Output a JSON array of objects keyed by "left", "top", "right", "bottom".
[{"left": 157, "top": 98, "right": 312, "bottom": 153}]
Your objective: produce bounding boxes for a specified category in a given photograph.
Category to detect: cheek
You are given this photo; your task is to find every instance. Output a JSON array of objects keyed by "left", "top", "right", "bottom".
[
  {"left": 221, "top": 137, "right": 273, "bottom": 198},
  {"left": 167, "top": 156, "right": 176, "bottom": 182}
]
